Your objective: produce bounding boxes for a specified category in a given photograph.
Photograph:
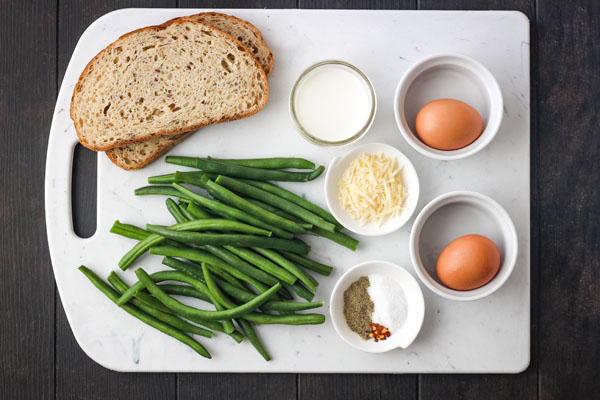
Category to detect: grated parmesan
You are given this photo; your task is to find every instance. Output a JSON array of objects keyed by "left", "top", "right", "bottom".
[{"left": 338, "top": 152, "right": 407, "bottom": 226}]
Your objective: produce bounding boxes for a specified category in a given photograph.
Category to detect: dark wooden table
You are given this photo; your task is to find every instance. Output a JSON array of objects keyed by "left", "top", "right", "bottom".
[{"left": 1, "top": 0, "right": 598, "bottom": 399}]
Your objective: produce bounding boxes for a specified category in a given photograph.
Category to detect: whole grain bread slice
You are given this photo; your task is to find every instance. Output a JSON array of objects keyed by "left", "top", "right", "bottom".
[
  {"left": 105, "top": 13, "right": 274, "bottom": 170},
  {"left": 71, "top": 19, "right": 269, "bottom": 151}
]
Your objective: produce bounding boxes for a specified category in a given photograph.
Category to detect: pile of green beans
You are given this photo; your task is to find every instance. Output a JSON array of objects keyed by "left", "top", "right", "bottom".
[{"left": 81, "top": 156, "right": 356, "bottom": 362}]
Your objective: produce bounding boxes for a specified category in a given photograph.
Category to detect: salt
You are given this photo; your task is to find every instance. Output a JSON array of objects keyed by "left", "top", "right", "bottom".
[{"left": 367, "top": 273, "right": 407, "bottom": 335}]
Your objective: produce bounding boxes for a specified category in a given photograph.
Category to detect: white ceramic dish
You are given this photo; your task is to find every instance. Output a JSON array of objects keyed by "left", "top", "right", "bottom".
[
  {"left": 394, "top": 53, "right": 504, "bottom": 160},
  {"left": 290, "top": 60, "right": 377, "bottom": 147},
  {"left": 324, "top": 142, "right": 420, "bottom": 236},
  {"left": 329, "top": 260, "right": 425, "bottom": 352},
  {"left": 409, "top": 191, "right": 518, "bottom": 301}
]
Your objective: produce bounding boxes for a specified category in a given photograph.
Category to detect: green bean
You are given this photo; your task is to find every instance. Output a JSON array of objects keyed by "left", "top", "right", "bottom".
[
  {"left": 212, "top": 276, "right": 259, "bottom": 304},
  {"left": 148, "top": 172, "right": 177, "bottom": 184},
  {"left": 159, "top": 255, "right": 205, "bottom": 282},
  {"left": 148, "top": 171, "right": 215, "bottom": 185},
  {"left": 173, "top": 183, "right": 294, "bottom": 239},
  {"left": 242, "top": 312, "right": 324, "bottom": 325},
  {"left": 203, "top": 264, "right": 322, "bottom": 325},
  {"left": 107, "top": 271, "right": 175, "bottom": 315},
  {"left": 285, "top": 282, "right": 315, "bottom": 302},
  {"left": 207, "top": 269, "right": 321, "bottom": 318},
  {"left": 118, "top": 233, "right": 166, "bottom": 270},
  {"left": 108, "top": 272, "right": 213, "bottom": 338},
  {"left": 223, "top": 246, "right": 297, "bottom": 285},
  {"left": 311, "top": 226, "right": 359, "bottom": 251},
  {"left": 215, "top": 175, "right": 336, "bottom": 232},
  {"left": 161, "top": 256, "right": 252, "bottom": 307},
  {"left": 109, "top": 270, "right": 237, "bottom": 335},
  {"left": 162, "top": 256, "right": 246, "bottom": 291},
  {"left": 110, "top": 220, "right": 149, "bottom": 241},
  {"left": 159, "top": 284, "right": 210, "bottom": 302},
  {"left": 180, "top": 203, "right": 287, "bottom": 287},
  {"left": 174, "top": 171, "right": 206, "bottom": 188},
  {"left": 202, "top": 245, "right": 279, "bottom": 286},
  {"left": 117, "top": 270, "right": 205, "bottom": 306},
  {"left": 166, "top": 198, "right": 187, "bottom": 223},
  {"left": 281, "top": 252, "right": 334, "bottom": 276},
  {"left": 241, "top": 179, "right": 343, "bottom": 230},
  {"left": 178, "top": 203, "right": 197, "bottom": 222},
  {"left": 205, "top": 156, "right": 315, "bottom": 170},
  {"left": 252, "top": 248, "right": 318, "bottom": 292},
  {"left": 151, "top": 246, "right": 269, "bottom": 292},
  {"left": 110, "top": 221, "right": 181, "bottom": 250},
  {"left": 261, "top": 300, "right": 324, "bottom": 313},
  {"left": 167, "top": 219, "right": 272, "bottom": 237},
  {"left": 146, "top": 225, "right": 310, "bottom": 255},
  {"left": 204, "top": 179, "right": 306, "bottom": 234},
  {"left": 187, "top": 201, "right": 213, "bottom": 220},
  {"left": 275, "top": 284, "right": 294, "bottom": 300},
  {"left": 78, "top": 266, "right": 211, "bottom": 359},
  {"left": 200, "top": 264, "right": 271, "bottom": 361},
  {"left": 245, "top": 199, "right": 313, "bottom": 229},
  {"left": 205, "top": 289, "right": 235, "bottom": 334},
  {"left": 166, "top": 156, "right": 325, "bottom": 182},
  {"left": 201, "top": 263, "right": 237, "bottom": 309},
  {"left": 212, "top": 277, "right": 324, "bottom": 313},
  {"left": 136, "top": 268, "right": 281, "bottom": 321},
  {"left": 134, "top": 185, "right": 193, "bottom": 200},
  {"left": 237, "top": 318, "right": 270, "bottom": 361}
]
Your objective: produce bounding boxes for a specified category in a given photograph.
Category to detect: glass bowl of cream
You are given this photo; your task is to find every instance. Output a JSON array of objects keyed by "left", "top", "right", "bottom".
[{"left": 290, "top": 60, "right": 377, "bottom": 146}]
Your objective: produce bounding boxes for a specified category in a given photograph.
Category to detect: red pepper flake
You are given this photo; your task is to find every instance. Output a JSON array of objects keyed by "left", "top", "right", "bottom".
[{"left": 368, "top": 323, "right": 391, "bottom": 342}]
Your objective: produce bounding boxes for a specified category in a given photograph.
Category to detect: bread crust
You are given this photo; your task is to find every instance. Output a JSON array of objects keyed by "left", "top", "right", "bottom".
[
  {"left": 105, "top": 132, "right": 192, "bottom": 170},
  {"left": 70, "top": 19, "right": 269, "bottom": 151}
]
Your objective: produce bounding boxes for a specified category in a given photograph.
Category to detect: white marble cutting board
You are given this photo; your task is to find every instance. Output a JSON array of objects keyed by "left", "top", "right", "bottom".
[{"left": 45, "top": 9, "right": 530, "bottom": 373}]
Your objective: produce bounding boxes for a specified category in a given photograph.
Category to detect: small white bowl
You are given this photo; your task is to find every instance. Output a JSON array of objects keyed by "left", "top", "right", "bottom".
[
  {"left": 409, "top": 191, "right": 518, "bottom": 301},
  {"left": 394, "top": 53, "right": 503, "bottom": 160},
  {"left": 329, "top": 260, "right": 425, "bottom": 353},
  {"left": 324, "top": 142, "right": 420, "bottom": 236}
]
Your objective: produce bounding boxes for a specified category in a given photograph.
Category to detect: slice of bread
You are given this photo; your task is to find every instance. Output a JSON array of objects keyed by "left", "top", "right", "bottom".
[
  {"left": 105, "top": 13, "right": 274, "bottom": 170},
  {"left": 179, "top": 12, "right": 273, "bottom": 76},
  {"left": 71, "top": 19, "right": 269, "bottom": 151}
]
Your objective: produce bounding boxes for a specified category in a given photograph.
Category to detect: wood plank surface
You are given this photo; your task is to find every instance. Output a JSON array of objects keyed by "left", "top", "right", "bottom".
[
  {"left": 0, "top": 1, "right": 57, "bottom": 399},
  {"left": 55, "top": 4, "right": 177, "bottom": 399},
  {"left": 537, "top": 0, "right": 600, "bottom": 398}
]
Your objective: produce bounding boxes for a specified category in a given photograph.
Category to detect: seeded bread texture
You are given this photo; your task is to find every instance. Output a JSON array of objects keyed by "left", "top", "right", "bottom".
[
  {"left": 106, "top": 13, "right": 274, "bottom": 170},
  {"left": 70, "top": 19, "right": 269, "bottom": 151}
]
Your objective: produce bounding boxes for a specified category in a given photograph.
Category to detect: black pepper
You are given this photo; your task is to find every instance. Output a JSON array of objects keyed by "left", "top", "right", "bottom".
[{"left": 343, "top": 276, "right": 374, "bottom": 340}]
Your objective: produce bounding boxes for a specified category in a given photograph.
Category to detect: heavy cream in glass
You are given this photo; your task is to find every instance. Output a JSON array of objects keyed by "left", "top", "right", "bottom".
[{"left": 293, "top": 65, "right": 372, "bottom": 142}]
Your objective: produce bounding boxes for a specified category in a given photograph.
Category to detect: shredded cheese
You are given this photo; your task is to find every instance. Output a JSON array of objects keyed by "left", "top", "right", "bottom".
[{"left": 338, "top": 152, "right": 407, "bottom": 226}]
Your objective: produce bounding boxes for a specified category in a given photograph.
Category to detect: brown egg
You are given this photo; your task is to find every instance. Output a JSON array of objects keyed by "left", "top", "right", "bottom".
[
  {"left": 415, "top": 99, "right": 484, "bottom": 151},
  {"left": 436, "top": 234, "right": 501, "bottom": 291}
]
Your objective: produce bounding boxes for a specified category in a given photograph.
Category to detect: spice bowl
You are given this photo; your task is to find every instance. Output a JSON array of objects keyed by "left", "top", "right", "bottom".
[
  {"left": 324, "top": 142, "right": 420, "bottom": 236},
  {"left": 329, "top": 260, "right": 425, "bottom": 353},
  {"left": 394, "top": 53, "right": 503, "bottom": 160},
  {"left": 409, "top": 191, "right": 518, "bottom": 301}
]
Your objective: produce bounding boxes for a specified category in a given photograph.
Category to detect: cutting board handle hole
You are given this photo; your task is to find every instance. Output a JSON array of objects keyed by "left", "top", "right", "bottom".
[{"left": 71, "top": 144, "right": 97, "bottom": 238}]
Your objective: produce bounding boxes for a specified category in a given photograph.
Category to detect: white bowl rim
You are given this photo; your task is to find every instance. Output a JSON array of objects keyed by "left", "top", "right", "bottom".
[
  {"left": 409, "top": 190, "right": 518, "bottom": 301},
  {"left": 329, "top": 260, "right": 426, "bottom": 353},
  {"left": 393, "top": 53, "right": 504, "bottom": 161},
  {"left": 324, "top": 142, "right": 420, "bottom": 236}
]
